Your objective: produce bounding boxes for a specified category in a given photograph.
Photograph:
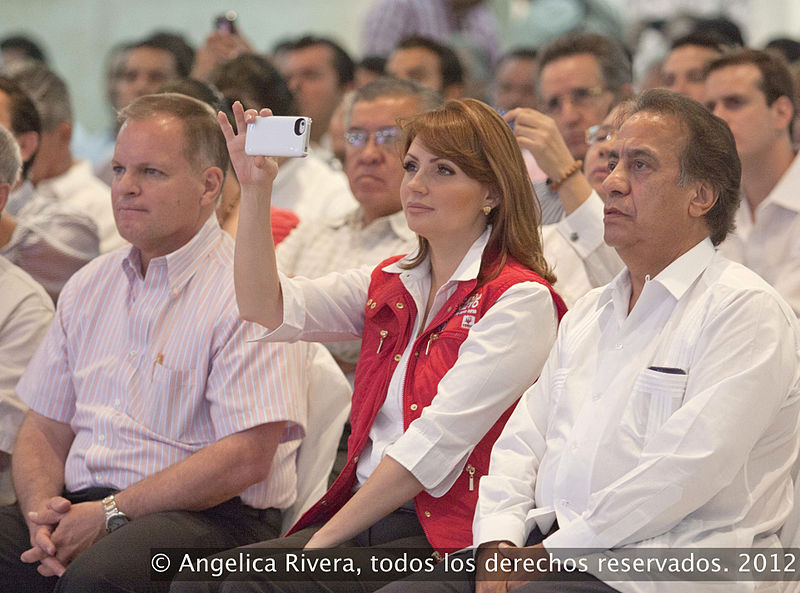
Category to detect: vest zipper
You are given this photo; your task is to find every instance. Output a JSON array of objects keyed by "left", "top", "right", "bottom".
[
  {"left": 466, "top": 464, "right": 476, "bottom": 491},
  {"left": 425, "top": 333, "right": 439, "bottom": 355},
  {"left": 376, "top": 329, "right": 388, "bottom": 354}
]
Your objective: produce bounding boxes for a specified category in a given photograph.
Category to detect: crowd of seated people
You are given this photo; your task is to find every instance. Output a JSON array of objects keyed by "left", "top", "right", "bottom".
[{"left": 0, "top": 6, "right": 800, "bottom": 593}]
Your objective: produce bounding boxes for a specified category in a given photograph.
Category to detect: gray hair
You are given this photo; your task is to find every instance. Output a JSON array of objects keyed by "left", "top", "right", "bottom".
[
  {"left": 0, "top": 125, "right": 22, "bottom": 187},
  {"left": 346, "top": 77, "right": 443, "bottom": 127},
  {"left": 625, "top": 89, "right": 741, "bottom": 246},
  {"left": 3, "top": 60, "right": 72, "bottom": 132}
]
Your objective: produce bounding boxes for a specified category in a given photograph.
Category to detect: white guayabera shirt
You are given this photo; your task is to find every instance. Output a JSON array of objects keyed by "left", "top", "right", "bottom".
[{"left": 476, "top": 238, "right": 800, "bottom": 593}]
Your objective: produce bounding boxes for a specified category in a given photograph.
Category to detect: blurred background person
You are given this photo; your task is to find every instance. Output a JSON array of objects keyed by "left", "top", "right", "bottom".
[
  {"left": 4, "top": 60, "right": 124, "bottom": 252},
  {"left": 386, "top": 36, "right": 465, "bottom": 99},
  {"left": 705, "top": 48, "right": 800, "bottom": 316},
  {"left": 0, "top": 76, "right": 99, "bottom": 301},
  {"left": 94, "top": 32, "right": 194, "bottom": 184},
  {"left": 275, "top": 35, "right": 355, "bottom": 163},
  {"left": 0, "top": 123, "right": 54, "bottom": 507},
  {"left": 210, "top": 53, "right": 356, "bottom": 223},
  {"left": 361, "top": 0, "right": 501, "bottom": 68},
  {"left": 659, "top": 31, "right": 728, "bottom": 103},
  {"left": 492, "top": 47, "right": 539, "bottom": 110},
  {"left": 0, "top": 34, "right": 47, "bottom": 68},
  {"left": 191, "top": 12, "right": 254, "bottom": 82},
  {"left": 354, "top": 56, "right": 387, "bottom": 89}
]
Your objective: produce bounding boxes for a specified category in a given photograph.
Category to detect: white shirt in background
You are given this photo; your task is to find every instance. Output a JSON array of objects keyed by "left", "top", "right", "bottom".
[
  {"left": 720, "top": 153, "right": 800, "bottom": 316},
  {"left": 36, "top": 159, "right": 126, "bottom": 253}
]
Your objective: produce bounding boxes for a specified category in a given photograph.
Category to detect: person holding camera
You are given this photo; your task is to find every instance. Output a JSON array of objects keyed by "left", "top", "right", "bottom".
[{"left": 195, "top": 98, "right": 567, "bottom": 592}]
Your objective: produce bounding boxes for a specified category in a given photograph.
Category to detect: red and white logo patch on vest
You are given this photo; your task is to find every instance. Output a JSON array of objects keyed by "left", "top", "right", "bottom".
[{"left": 456, "top": 292, "right": 482, "bottom": 328}]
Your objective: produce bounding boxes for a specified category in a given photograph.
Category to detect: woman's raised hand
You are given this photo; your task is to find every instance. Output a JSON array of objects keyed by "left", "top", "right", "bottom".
[{"left": 217, "top": 101, "right": 279, "bottom": 193}]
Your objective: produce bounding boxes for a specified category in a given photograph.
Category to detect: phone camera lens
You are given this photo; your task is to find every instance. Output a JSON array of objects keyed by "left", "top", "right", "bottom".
[{"left": 294, "top": 118, "right": 306, "bottom": 136}]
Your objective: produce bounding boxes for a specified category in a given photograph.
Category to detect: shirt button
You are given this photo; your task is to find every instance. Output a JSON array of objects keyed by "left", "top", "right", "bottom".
[
  {"left": 394, "top": 354, "right": 402, "bottom": 362},
  {"left": 569, "top": 232, "right": 579, "bottom": 242},
  {"left": 424, "top": 511, "right": 431, "bottom": 518},
  {"left": 95, "top": 473, "right": 102, "bottom": 482},
  {"left": 370, "top": 302, "right": 377, "bottom": 309},
  {"left": 128, "top": 350, "right": 137, "bottom": 358},
  {"left": 414, "top": 351, "right": 419, "bottom": 357},
  {"left": 114, "top": 399, "right": 121, "bottom": 407},
  {"left": 410, "top": 403, "right": 418, "bottom": 411},
  {"left": 366, "top": 298, "right": 373, "bottom": 306},
  {"left": 98, "top": 434, "right": 106, "bottom": 442},
  {"left": 395, "top": 302, "right": 404, "bottom": 309},
  {"left": 615, "top": 343, "right": 623, "bottom": 350},
  {"left": 592, "top": 392, "right": 601, "bottom": 401},
  {"left": 353, "top": 455, "right": 359, "bottom": 463}
]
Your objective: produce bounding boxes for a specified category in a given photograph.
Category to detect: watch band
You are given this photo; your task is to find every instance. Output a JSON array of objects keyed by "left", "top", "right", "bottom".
[{"left": 101, "top": 494, "right": 129, "bottom": 533}]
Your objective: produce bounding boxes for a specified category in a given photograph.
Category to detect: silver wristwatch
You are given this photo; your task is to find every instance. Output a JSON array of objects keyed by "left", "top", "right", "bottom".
[{"left": 101, "top": 494, "right": 129, "bottom": 533}]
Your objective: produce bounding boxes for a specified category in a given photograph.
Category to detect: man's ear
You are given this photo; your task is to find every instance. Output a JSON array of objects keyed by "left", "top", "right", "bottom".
[
  {"left": 0, "top": 182, "right": 9, "bottom": 213},
  {"left": 15, "top": 130, "right": 39, "bottom": 166},
  {"left": 56, "top": 121, "right": 73, "bottom": 145},
  {"left": 771, "top": 95, "right": 795, "bottom": 134},
  {"left": 200, "top": 166, "right": 225, "bottom": 207},
  {"left": 688, "top": 181, "right": 718, "bottom": 219}
]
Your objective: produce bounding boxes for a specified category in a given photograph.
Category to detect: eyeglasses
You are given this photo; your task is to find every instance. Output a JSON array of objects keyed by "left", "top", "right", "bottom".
[
  {"left": 344, "top": 127, "right": 402, "bottom": 150},
  {"left": 543, "top": 87, "right": 607, "bottom": 115},
  {"left": 585, "top": 124, "right": 615, "bottom": 145}
]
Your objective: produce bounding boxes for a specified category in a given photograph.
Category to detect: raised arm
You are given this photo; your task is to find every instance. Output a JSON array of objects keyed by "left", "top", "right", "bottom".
[
  {"left": 218, "top": 102, "right": 282, "bottom": 327},
  {"left": 504, "top": 108, "right": 593, "bottom": 216}
]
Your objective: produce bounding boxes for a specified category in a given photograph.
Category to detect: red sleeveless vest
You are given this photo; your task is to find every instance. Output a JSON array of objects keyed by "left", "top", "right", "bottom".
[{"left": 289, "top": 255, "right": 567, "bottom": 553}]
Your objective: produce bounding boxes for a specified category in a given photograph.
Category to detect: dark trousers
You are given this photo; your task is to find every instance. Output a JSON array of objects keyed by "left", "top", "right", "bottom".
[
  {"left": 0, "top": 488, "right": 282, "bottom": 593},
  {"left": 170, "top": 506, "right": 433, "bottom": 593},
  {"left": 375, "top": 527, "right": 620, "bottom": 593}
]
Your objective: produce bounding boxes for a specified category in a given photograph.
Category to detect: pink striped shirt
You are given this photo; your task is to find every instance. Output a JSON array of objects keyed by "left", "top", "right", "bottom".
[{"left": 17, "top": 215, "right": 307, "bottom": 509}]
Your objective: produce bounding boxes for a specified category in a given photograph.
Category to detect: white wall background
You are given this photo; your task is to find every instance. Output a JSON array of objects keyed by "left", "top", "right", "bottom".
[
  {"left": 1, "top": 0, "right": 375, "bottom": 133},
  {"left": 3, "top": 0, "right": 799, "bottom": 134}
]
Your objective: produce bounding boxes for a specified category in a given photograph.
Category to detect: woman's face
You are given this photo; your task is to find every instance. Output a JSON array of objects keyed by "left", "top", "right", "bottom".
[{"left": 400, "top": 137, "right": 494, "bottom": 246}]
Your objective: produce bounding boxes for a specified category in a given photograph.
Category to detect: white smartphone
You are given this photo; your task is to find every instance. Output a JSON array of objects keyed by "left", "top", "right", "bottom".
[{"left": 245, "top": 116, "right": 312, "bottom": 157}]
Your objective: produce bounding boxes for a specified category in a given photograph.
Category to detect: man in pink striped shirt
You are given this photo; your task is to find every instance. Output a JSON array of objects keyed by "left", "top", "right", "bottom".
[{"left": 0, "top": 93, "right": 309, "bottom": 593}]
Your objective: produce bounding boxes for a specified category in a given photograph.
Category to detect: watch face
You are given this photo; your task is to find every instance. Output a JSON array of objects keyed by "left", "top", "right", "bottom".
[{"left": 107, "top": 514, "right": 129, "bottom": 532}]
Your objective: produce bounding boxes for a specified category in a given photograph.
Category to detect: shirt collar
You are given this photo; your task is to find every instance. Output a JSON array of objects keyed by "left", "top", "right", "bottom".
[
  {"left": 121, "top": 213, "right": 223, "bottom": 293},
  {"left": 382, "top": 225, "right": 492, "bottom": 283},
  {"left": 762, "top": 152, "right": 800, "bottom": 213},
  {"left": 598, "top": 237, "right": 716, "bottom": 308},
  {"left": 6, "top": 179, "right": 35, "bottom": 217},
  {"left": 337, "top": 207, "right": 415, "bottom": 241}
]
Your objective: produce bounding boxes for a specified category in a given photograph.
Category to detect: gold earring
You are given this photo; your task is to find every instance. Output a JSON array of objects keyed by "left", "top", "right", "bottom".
[{"left": 483, "top": 205, "right": 492, "bottom": 216}]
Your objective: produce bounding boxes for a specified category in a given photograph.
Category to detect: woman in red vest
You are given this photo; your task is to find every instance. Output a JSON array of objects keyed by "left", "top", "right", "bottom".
[{"left": 216, "top": 96, "right": 567, "bottom": 591}]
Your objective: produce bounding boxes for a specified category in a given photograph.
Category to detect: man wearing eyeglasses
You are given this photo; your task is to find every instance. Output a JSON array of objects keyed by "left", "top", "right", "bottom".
[
  {"left": 275, "top": 77, "right": 443, "bottom": 377},
  {"left": 502, "top": 32, "right": 632, "bottom": 226},
  {"left": 498, "top": 33, "right": 629, "bottom": 306}
]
